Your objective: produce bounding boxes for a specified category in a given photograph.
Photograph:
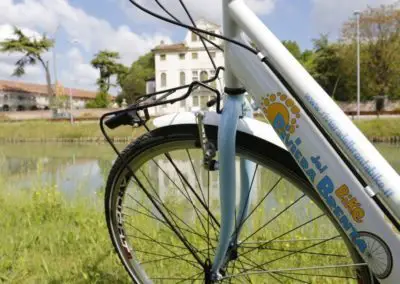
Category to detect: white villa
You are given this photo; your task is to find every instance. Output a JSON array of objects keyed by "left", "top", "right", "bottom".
[{"left": 150, "top": 19, "right": 225, "bottom": 116}]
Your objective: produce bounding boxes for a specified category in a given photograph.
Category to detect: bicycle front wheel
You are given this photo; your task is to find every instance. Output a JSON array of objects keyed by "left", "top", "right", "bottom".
[{"left": 105, "top": 124, "right": 373, "bottom": 283}]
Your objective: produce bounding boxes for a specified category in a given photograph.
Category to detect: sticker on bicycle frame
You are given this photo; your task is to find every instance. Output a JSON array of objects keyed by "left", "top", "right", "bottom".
[
  {"left": 335, "top": 185, "right": 365, "bottom": 223},
  {"left": 264, "top": 92, "right": 367, "bottom": 253},
  {"left": 262, "top": 93, "right": 301, "bottom": 134}
]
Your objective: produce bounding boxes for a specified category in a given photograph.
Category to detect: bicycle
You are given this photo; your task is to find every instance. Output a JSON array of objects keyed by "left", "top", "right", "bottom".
[{"left": 100, "top": 0, "right": 400, "bottom": 282}]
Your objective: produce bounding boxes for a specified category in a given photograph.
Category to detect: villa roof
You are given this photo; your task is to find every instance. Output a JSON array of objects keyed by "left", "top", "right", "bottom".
[
  {"left": 152, "top": 43, "right": 188, "bottom": 52},
  {"left": 0, "top": 80, "right": 96, "bottom": 99}
]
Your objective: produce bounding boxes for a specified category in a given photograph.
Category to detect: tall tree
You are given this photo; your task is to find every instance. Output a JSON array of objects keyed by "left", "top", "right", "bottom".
[
  {"left": 311, "top": 34, "right": 344, "bottom": 99},
  {"left": 341, "top": 2, "right": 400, "bottom": 100},
  {"left": 91, "top": 50, "right": 128, "bottom": 93},
  {"left": 282, "top": 40, "right": 315, "bottom": 73},
  {"left": 90, "top": 50, "right": 128, "bottom": 108},
  {"left": 118, "top": 52, "right": 155, "bottom": 104},
  {"left": 0, "top": 26, "right": 54, "bottom": 97},
  {"left": 282, "top": 40, "right": 302, "bottom": 61}
]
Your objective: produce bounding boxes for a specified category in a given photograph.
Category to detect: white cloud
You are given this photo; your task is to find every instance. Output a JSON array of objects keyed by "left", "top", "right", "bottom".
[
  {"left": 59, "top": 47, "right": 98, "bottom": 91},
  {"left": 39, "top": 0, "right": 171, "bottom": 65},
  {"left": 0, "top": 0, "right": 172, "bottom": 91},
  {"left": 0, "top": 0, "right": 58, "bottom": 34},
  {"left": 311, "top": 0, "right": 398, "bottom": 38}
]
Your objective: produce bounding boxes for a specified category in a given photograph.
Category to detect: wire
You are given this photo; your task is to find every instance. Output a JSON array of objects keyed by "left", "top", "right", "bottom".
[
  {"left": 177, "top": 0, "right": 217, "bottom": 71},
  {"left": 154, "top": 0, "right": 223, "bottom": 52},
  {"left": 127, "top": 0, "right": 258, "bottom": 55}
]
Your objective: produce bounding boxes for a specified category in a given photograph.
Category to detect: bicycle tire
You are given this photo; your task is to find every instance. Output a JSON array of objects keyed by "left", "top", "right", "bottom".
[{"left": 105, "top": 124, "right": 374, "bottom": 283}]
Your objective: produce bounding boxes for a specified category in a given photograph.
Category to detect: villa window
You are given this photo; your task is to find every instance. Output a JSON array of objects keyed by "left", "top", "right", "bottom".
[
  {"left": 180, "top": 71, "right": 186, "bottom": 86},
  {"left": 161, "top": 72, "right": 167, "bottom": 87}
]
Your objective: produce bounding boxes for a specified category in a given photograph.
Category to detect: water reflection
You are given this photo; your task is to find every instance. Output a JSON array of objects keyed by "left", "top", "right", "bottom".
[{"left": 0, "top": 143, "right": 398, "bottom": 198}]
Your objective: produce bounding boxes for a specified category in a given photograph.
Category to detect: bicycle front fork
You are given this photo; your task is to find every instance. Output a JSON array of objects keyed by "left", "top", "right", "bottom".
[{"left": 211, "top": 91, "right": 256, "bottom": 279}]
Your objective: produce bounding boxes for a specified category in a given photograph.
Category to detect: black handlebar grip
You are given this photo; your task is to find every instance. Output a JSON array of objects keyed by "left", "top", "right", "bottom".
[{"left": 105, "top": 113, "right": 128, "bottom": 129}]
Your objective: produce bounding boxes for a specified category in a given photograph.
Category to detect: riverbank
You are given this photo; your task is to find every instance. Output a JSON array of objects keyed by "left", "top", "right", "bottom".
[
  {"left": 0, "top": 118, "right": 399, "bottom": 143},
  {"left": 0, "top": 120, "right": 147, "bottom": 143},
  {"left": 0, "top": 185, "right": 130, "bottom": 283}
]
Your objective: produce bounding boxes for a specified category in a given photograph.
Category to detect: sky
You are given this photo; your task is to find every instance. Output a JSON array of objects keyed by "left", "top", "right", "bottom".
[{"left": 0, "top": 0, "right": 397, "bottom": 93}]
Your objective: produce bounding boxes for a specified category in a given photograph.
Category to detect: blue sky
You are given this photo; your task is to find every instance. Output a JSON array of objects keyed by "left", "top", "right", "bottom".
[{"left": 0, "top": 0, "right": 396, "bottom": 93}]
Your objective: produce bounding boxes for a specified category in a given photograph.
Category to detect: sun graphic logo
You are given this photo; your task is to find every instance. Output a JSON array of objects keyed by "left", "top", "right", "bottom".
[{"left": 263, "top": 92, "right": 301, "bottom": 134}]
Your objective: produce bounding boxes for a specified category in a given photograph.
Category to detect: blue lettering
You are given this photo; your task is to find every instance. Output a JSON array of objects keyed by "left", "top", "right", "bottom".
[{"left": 317, "top": 176, "right": 334, "bottom": 198}]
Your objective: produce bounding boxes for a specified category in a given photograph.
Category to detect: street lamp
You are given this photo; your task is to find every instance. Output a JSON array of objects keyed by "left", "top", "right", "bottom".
[
  {"left": 68, "top": 39, "right": 80, "bottom": 124},
  {"left": 354, "top": 10, "right": 361, "bottom": 120},
  {"left": 52, "top": 24, "right": 60, "bottom": 85}
]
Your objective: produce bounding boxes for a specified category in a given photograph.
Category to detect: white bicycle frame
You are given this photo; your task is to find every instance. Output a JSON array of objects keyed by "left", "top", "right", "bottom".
[{"left": 216, "top": 0, "right": 400, "bottom": 282}]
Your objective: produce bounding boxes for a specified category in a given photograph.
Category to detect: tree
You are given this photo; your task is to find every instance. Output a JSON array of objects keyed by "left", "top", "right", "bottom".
[
  {"left": 341, "top": 2, "right": 400, "bottom": 100},
  {"left": 311, "top": 34, "right": 344, "bottom": 99},
  {"left": 90, "top": 50, "right": 128, "bottom": 108},
  {"left": 0, "top": 26, "right": 54, "bottom": 97},
  {"left": 119, "top": 52, "right": 155, "bottom": 104},
  {"left": 91, "top": 50, "right": 128, "bottom": 93},
  {"left": 282, "top": 40, "right": 302, "bottom": 61},
  {"left": 282, "top": 40, "right": 316, "bottom": 74}
]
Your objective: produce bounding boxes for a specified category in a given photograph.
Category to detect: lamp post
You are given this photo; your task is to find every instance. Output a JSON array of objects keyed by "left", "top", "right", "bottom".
[
  {"left": 354, "top": 10, "right": 361, "bottom": 119},
  {"left": 52, "top": 24, "right": 60, "bottom": 85},
  {"left": 68, "top": 86, "right": 74, "bottom": 124},
  {"left": 68, "top": 39, "right": 80, "bottom": 124}
]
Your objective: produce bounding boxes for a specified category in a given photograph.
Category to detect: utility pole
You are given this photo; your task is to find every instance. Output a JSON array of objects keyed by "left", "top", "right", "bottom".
[{"left": 354, "top": 10, "right": 361, "bottom": 119}]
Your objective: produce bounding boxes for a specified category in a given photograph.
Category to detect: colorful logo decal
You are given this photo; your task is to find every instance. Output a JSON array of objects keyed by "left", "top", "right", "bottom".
[
  {"left": 335, "top": 185, "right": 365, "bottom": 223},
  {"left": 263, "top": 92, "right": 301, "bottom": 134},
  {"left": 262, "top": 92, "right": 368, "bottom": 253}
]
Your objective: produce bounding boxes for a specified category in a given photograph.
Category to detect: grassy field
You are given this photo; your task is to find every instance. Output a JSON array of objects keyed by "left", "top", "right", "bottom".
[
  {"left": 0, "top": 120, "right": 148, "bottom": 141},
  {"left": 0, "top": 149, "right": 364, "bottom": 283},
  {"left": 0, "top": 117, "right": 399, "bottom": 142},
  {"left": 0, "top": 183, "right": 131, "bottom": 283},
  {"left": 354, "top": 118, "right": 400, "bottom": 138}
]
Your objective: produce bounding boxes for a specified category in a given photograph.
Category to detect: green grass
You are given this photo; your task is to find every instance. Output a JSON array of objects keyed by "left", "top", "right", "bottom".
[
  {"left": 0, "top": 184, "right": 130, "bottom": 283},
  {"left": 0, "top": 117, "right": 399, "bottom": 141},
  {"left": 354, "top": 118, "right": 400, "bottom": 138},
  {"left": 0, "top": 149, "right": 366, "bottom": 283},
  {"left": 0, "top": 120, "right": 149, "bottom": 141}
]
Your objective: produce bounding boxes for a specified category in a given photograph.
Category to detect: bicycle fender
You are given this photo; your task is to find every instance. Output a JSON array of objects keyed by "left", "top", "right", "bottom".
[{"left": 152, "top": 111, "right": 286, "bottom": 150}]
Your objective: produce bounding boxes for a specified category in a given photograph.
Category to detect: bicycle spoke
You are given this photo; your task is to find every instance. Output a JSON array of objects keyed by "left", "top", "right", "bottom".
[
  {"left": 125, "top": 233, "right": 187, "bottom": 250},
  {"left": 234, "top": 164, "right": 259, "bottom": 235},
  {"left": 250, "top": 246, "right": 348, "bottom": 258},
  {"left": 277, "top": 271, "right": 358, "bottom": 280},
  {"left": 124, "top": 194, "right": 214, "bottom": 244},
  {"left": 222, "top": 263, "right": 367, "bottom": 280},
  {"left": 235, "top": 177, "right": 283, "bottom": 233},
  {"left": 164, "top": 153, "right": 220, "bottom": 227},
  {"left": 175, "top": 271, "right": 204, "bottom": 284},
  {"left": 239, "top": 194, "right": 306, "bottom": 244},
  {"left": 139, "top": 168, "right": 211, "bottom": 242},
  {"left": 148, "top": 160, "right": 212, "bottom": 239},
  {"left": 124, "top": 221, "right": 203, "bottom": 269},
  {"left": 152, "top": 271, "right": 203, "bottom": 282},
  {"left": 127, "top": 186, "right": 214, "bottom": 244},
  {"left": 135, "top": 249, "right": 201, "bottom": 266},
  {"left": 186, "top": 149, "right": 207, "bottom": 209},
  {"left": 242, "top": 235, "right": 341, "bottom": 272},
  {"left": 152, "top": 157, "right": 212, "bottom": 229},
  {"left": 239, "top": 213, "right": 326, "bottom": 257},
  {"left": 131, "top": 173, "right": 205, "bottom": 268},
  {"left": 274, "top": 272, "right": 311, "bottom": 284}
]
